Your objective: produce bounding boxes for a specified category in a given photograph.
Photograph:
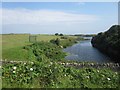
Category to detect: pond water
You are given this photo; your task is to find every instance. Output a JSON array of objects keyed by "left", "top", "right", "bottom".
[{"left": 63, "top": 40, "right": 111, "bottom": 63}]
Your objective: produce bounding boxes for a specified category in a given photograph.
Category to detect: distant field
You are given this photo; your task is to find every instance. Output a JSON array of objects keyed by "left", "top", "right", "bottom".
[
  {"left": 1, "top": 34, "right": 62, "bottom": 61},
  {"left": 36, "top": 34, "right": 61, "bottom": 41}
]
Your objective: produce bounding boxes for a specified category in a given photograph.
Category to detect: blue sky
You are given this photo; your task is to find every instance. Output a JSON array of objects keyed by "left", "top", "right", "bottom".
[{"left": 2, "top": 2, "right": 118, "bottom": 34}]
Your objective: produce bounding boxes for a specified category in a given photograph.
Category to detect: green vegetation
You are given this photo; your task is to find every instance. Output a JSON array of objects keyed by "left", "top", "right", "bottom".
[
  {"left": 91, "top": 25, "right": 120, "bottom": 63},
  {"left": 2, "top": 59, "right": 120, "bottom": 88},
  {"left": 55, "top": 33, "right": 63, "bottom": 36},
  {"left": 2, "top": 34, "right": 60, "bottom": 60},
  {"left": 2, "top": 34, "right": 30, "bottom": 60},
  {"left": 23, "top": 42, "right": 66, "bottom": 61},
  {"left": 1, "top": 33, "right": 120, "bottom": 88},
  {"left": 50, "top": 36, "right": 79, "bottom": 48}
]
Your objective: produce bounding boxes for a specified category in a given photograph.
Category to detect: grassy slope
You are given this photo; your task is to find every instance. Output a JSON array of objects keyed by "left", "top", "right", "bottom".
[{"left": 2, "top": 34, "right": 62, "bottom": 61}]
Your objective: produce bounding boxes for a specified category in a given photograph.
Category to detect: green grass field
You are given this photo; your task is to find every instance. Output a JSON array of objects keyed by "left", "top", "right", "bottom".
[
  {"left": 1, "top": 34, "right": 78, "bottom": 61},
  {"left": 1, "top": 34, "right": 62, "bottom": 61}
]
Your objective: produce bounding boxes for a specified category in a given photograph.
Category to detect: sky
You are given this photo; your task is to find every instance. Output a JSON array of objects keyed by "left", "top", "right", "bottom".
[{"left": 1, "top": 2, "right": 118, "bottom": 34}]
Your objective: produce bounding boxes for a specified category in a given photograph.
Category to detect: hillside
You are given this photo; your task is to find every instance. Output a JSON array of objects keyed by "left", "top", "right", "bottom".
[{"left": 91, "top": 25, "right": 120, "bottom": 63}]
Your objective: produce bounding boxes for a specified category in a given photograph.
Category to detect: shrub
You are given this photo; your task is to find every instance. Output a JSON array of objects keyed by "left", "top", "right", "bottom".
[
  {"left": 23, "top": 41, "right": 66, "bottom": 61},
  {"left": 55, "top": 33, "right": 59, "bottom": 36},
  {"left": 59, "top": 33, "right": 63, "bottom": 36}
]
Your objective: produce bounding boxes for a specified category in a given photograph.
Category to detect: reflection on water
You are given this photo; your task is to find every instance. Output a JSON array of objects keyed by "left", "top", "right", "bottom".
[{"left": 63, "top": 40, "right": 111, "bottom": 63}]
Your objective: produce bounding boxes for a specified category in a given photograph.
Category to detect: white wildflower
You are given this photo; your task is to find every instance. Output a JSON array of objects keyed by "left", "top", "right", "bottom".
[
  {"left": 13, "top": 71, "right": 16, "bottom": 73},
  {"left": 86, "top": 76, "right": 89, "bottom": 79},
  {"left": 0, "top": 66, "right": 1, "bottom": 68},
  {"left": 50, "top": 62, "right": 53, "bottom": 65},
  {"left": 97, "top": 70, "right": 99, "bottom": 72},
  {"left": 79, "top": 63, "right": 81, "bottom": 65},
  {"left": 30, "top": 68, "right": 33, "bottom": 71},
  {"left": 60, "top": 46, "right": 63, "bottom": 48},
  {"left": 107, "top": 78, "right": 111, "bottom": 81},
  {"left": 11, "top": 61, "right": 14, "bottom": 63},
  {"left": 50, "top": 69, "right": 52, "bottom": 72},
  {"left": 31, "top": 62, "right": 34, "bottom": 64},
  {"left": 66, "top": 63, "right": 69, "bottom": 65},
  {"left": 13, "top": 66, "right": 17, "bottom": 70},
  {"left": 48, "top": 65, "right": 50, "bottom": 67},
  {"left": 64, "top": 74, "right": 66, "bottom": 76},
  {"left": 74, "top": 63, "right": 77, "bottom": 65},
  {"left": 24, "top": 63, "right": 26, "bottom": 65},
  {"left": 115, "top": 72, "right": 118, "bottom": 74},
  {"left": 91, "top": 63, "right": 94, "bottom": 66}
]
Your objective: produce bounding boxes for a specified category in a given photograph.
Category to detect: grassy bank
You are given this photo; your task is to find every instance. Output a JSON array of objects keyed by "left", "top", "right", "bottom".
[
  {"left": 2, "top": 34, "right": 78, "bottom": 61},
  {"left": 1, "top": 34, "right": 120, "bottom": 88}
]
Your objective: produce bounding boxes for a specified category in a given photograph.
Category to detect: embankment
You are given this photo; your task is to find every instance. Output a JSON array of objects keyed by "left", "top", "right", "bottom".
[{"left": 91, "top": 25, "right": 120, "bottom": 63}]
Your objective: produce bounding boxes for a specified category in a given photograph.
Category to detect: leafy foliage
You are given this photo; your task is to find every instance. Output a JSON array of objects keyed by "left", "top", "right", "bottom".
[
  {"left": 23, "top": 41, "right": 66, "bottom": 61},
  {"left": 54, "top": 33, "right": 63, "bottom": 36},
  {"left": 50, "top": 38, "right": 60, "bottom": 46},
  {"left": 2, "top": 60, "right": 120, "bottom": 88},
  {"left": 50, "top": 37, "right": 78, "bottom": 48},
  {"left": 2, "top": 34, "right": 120, "bottom": 88},
  {"left": 55, "top": 33, "right": 59, "bottom": 36},
  {"left": 59, "top": 33, "right": 63, "bottom": 36}
]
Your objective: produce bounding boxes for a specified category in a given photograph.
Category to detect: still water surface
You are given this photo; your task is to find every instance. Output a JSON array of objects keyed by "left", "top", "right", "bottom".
[{"left": 63, "top": 40, "right": 111, "bottom": 63}]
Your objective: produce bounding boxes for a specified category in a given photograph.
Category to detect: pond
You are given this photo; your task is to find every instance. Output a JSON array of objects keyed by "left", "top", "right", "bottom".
[{"left": 63, "top": 40, "right": 111, "bottom": 63}]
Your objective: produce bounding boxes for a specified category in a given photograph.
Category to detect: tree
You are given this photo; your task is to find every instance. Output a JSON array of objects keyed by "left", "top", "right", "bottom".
[
  {"left": 55, "top": 33, "right": 59, "bottom": 36},
  {"left": 59, "top": 33, "right": 63, "bottom": 36}
]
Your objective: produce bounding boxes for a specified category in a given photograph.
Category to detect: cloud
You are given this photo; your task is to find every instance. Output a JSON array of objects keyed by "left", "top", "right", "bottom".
[{"left": 2, "top": 8, "right": 99, "bottom": 25}]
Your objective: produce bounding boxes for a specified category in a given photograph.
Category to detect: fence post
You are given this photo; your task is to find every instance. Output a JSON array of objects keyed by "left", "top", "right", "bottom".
[{"left": 29, "top": 35, "right": 37, "bottom": 43}]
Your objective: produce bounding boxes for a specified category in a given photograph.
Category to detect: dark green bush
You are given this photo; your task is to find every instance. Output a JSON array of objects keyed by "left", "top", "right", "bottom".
[{"left": 91, "top": 25, "right": 120, "bottom": 62}]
